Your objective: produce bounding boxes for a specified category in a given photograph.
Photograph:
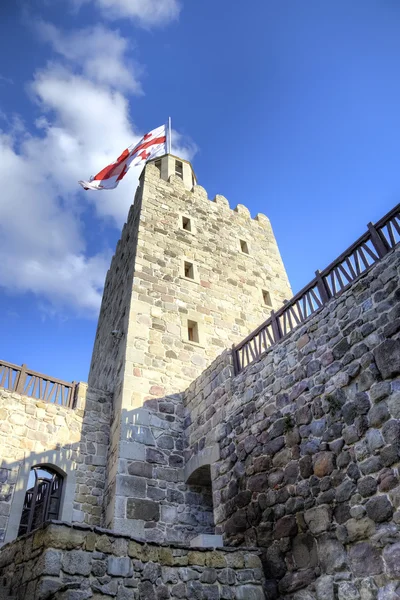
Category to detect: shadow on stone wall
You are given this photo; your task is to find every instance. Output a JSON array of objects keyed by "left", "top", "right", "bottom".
[
  {"left": 0, "top": 384, "right": 112, "bottom": 545},
  {"left": 0, "top": 521, "right": 266, "bottom": 600},
  {"left": 218, "top": 253, "right": 400, "bottom": 599},
  {"left": 181, "top": 245, "right": 400, "bottom": 599},
  {"left": 105, "top": 398, "right": 216, "bottom": 544}
]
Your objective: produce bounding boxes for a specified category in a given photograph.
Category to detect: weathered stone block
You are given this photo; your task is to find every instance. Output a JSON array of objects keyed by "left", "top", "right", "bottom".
[
  {"left": 127, "top": 499, "right": 160, "bottom": 521},
  {"left": 382, "top": 419, "right": 400, "bottom": 445},
  {"left": 116, "top": 475, "right": 147, "bottom": 498},
  {"left": 366, "top": 429, "right": 384, "bottom": 452},
  {"left": 365, "top": 495, "right": 393, "bottom": 522},
  {"left": 224, "top": 510, "right": 247, "bottom": 536},
  {"left": 387, "top": 391, "right": 400, "bottom": 419},
  {"left": 143, "top": 561, "right": 162, "bottom": 582},
  {"left": 39, "top": 549, "right": 62, "bottom": 576},
  {"left": 292, "top": 534, "right": 318, "bottom": 569},
  {"left": 156, "top": 435, "right": 175, "bottom": 450},
  {"left": 368, "top": 402, "right": 390, "bottom": 427},
  {"left": 304, "top": 506, "right": 331, "bottom": 534},
  {"left": 345, "top": 517, "right": 375, "bottom": 542},
  {"left": 107, "top": 556, "right": 133, "bottom": 577},
  {"left": 274, "top": 515, "right": 297, "bottom": 539},
  {"left": 349, "top": 542, "right": 383, "bottom": 576},
  {"left": 374, "top": 339, "right": 400, "bottom": 379},
  {"left": 338, "top": 582, "right": 361, "bottom": 600},
  {"left": 248, "top": 473, "right": 268, "bottom": 492},
  {"left": 359, "top": 456, "right": 383, "bottom": 476},
  {"left": 315, "top": 575, "right": 334, "bottom": 600},
  {"left": 128, "top": 461, "right": 154, "bottom": 477},
  {"left": 236, "top": 585, "right": 265, "bottom": 600},
  {"left": 359, "top": 578, "right": 378, "bottom": 600},
  {"left": 318, "top": 536, "right": 347, "bottom": 573},
  {"left": 146, "top": 448, "right": 167, "bottom": 465},
  {"left": 336, "top": 479, "right": 356, "bottom": 502},
  {"left": 264, "top": 544, "right": 286, "bottom": 579},
  {"left": 62, "top": 550, "right": 93, "bottom": 576},
  {"left": 138, "top": 580, "right": 156, "bottom": 599},
  {"left": 36, "top": 577, "right": 63, "bottom": 599},
  {"left": 383, "top": 542, "right": 400, "bottom": 579},
  {"left": 279, "top": 568, "right": 315, "bottom": 594}
]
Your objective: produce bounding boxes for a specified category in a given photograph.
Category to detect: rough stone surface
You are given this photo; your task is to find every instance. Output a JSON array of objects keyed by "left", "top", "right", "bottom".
[
  {"left": 184, "top": 245, "right": 400, "bottom": 598},
  {"left": 1, "top": 161, "right": 400, "bottom": 600},
  {"left": 86, "top": 157, "right": 291, "bottom": 539},
  {"left": 0, "top": 523, "right": 265, "bottom": 600},
  {"left": 0, "top": 382, "right": 110, "bottom": 542},
  {"left": 374, "top": 339, "right": 400, "bottom": 379}
]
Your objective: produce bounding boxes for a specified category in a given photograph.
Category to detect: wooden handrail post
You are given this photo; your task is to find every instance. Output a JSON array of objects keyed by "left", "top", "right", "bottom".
[
  {"left": 271, "top": 311, "right": 282, "bottom": 343},
  {"left": 231, "top": 345, "right": 239, "bottom": 375},
  {"left": 315, "top": 270, "right": 331, "bottom": 304},
  {"left": 367, "top": 222, "right": 389, "bottom": 258},
  {"left": 67, "top": 381, "right": 76, "bottom": 408},
  {"left": 16, "top": 364, "right": 27, "bottom": 395}
]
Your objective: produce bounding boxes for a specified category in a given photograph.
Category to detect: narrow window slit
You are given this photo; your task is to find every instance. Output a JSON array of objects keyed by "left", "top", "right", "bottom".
[
  {"left": 175, "top": 160, "right": 183, "bottom": 179},
  {"left": 187, "top": 320, "right": 199, "bottom": 343},
  {"left": 184, "top": 261, "right": 194, "bottom": 279},
  {"left": 182, "top": 217, "right": 192, "bottom": 232},
  {"left": 240, "top": 240, "right": 249, "bottom": 254},
  {"left": 263, "top": 290, "right": 272, "bottom": 307}
]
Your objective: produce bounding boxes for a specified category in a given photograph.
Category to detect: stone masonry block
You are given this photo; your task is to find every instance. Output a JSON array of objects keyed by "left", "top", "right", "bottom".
[
  {"left": 127, "top": 498, "right": 160, "bottom": 521},
  {"left": 374, "top": 339, "right": 400, "bottom": 379},
  {"left": 107, "top": 555, "right": 133, "bottom": 577},
  {"left": 62, "top": 550, "right": 92, "bottom": 576}
]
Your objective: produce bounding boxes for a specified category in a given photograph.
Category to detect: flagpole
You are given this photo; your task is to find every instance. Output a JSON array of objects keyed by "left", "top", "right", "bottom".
[{"left": 168, "top": 116, "right": 172, "bottom": 154}]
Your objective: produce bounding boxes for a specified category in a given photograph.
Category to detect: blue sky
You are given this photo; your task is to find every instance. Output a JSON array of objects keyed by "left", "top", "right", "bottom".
[{"left": 0, "top": 0, "right": 399, "bottom": 383}]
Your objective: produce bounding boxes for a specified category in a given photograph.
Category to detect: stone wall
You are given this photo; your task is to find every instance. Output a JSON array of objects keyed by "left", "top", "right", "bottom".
[
  {"left": 0, "top": 384, "right": 111, "bottom": 545},
  {"left": 104, "top": 393, "right": 215, "bottom": 544},
  {"left": 88, "top": 184, "right": 142, "bottom": 397},
  {"left": 89, "top": 155, "right": 291, "bottom": 410},
  {"left": 88, "top": 186, "right": 144, "bottom": 534},
  {"left": 0, "top": 522, "right": 266, "bottom": 600},
  {"left": 183, "top": 244, "right": 400, "bottom": 599},
  {"left": 120, "top": 159, "right": 291, "bottom": 408},
  {"left": 91, "top": 154, "right": 292, "bottom": 536}
]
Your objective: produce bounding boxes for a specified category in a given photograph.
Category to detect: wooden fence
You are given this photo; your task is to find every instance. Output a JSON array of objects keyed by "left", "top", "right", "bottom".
[
  {"left": 233, "top": 203, "right": 400, "bottom": 374},
  {"left": 0, "top": 360, "right": 76, "bottom": 408}
]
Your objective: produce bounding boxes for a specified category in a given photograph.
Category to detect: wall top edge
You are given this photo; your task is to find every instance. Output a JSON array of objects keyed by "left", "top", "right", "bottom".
[
  {"left": 141, "top": 162, "right": 271, "bottom": 228},
  {"left": 0, "top": 520, "right": 263, "bottom": 555}
]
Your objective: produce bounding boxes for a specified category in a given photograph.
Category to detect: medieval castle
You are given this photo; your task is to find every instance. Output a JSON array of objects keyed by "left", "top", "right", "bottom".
[{"left": 0, "top": 153, "right": 399, "bottom": 599}]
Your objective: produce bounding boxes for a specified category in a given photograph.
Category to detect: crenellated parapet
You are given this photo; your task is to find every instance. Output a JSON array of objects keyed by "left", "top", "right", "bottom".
[{"left": 144, "top": 156, "right": 272, "bottom": 230}]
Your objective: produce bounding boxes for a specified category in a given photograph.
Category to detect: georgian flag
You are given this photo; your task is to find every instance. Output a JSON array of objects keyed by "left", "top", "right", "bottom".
[{"left": 79, "top": 124, "right": 167, "bottom": 191}]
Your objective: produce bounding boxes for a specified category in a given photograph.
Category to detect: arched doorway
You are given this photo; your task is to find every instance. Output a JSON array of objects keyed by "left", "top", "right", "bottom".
[{"left": 18, "top": 466, "right": 63, "bottom": 536}]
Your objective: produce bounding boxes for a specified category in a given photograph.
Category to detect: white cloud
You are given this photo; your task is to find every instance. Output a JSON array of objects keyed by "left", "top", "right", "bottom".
[
  {"left": 0, "top": 129, "right": 111, "bottom": 315},
  {"left": 71, "top": 0, "right": 181, "bottom": 28},
  {"left": 35, "top": 21, "right": 143, "bottom": 93},
  {"left": 0, "top": 74, "right": 14, "bottom": 85},
  {"left": 171, "top": 128, "right": 198, "bottom": 163},
  {"left": 0, "top": 21, "right": 196, "bottom": 317}
]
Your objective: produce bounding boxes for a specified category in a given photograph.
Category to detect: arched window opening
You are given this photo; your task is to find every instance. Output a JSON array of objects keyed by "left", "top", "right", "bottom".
[{"left": 18, "top": 466, "right": 63, "bottom": 536}]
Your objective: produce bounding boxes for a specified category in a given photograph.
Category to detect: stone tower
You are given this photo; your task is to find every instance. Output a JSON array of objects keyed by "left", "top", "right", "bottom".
[{"left": 88, "top": 153, "right": 292, "bottom": 539}]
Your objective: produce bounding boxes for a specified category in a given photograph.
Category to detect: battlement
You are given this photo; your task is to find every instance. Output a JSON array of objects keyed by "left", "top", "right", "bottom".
[{"left": 144, "top": 156, "right": 271, "bottom": 230}]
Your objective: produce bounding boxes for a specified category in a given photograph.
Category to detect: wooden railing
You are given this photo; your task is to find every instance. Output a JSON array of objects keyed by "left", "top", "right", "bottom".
[
  {"left": 233, "top": 203, "right": 400, "bottom": 374},
  {"left": 0, "top": 360, "right": 76, "bottom": 408}
]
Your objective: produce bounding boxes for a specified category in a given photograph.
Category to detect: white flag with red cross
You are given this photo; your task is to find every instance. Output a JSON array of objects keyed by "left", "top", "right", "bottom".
[{"left": 78, "top": 123, "right": 167, "bottom": 191}]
